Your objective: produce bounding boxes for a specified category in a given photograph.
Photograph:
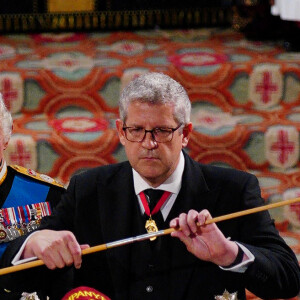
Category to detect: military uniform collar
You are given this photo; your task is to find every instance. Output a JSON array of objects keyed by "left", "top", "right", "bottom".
[{"left": 0, "top": 160, "right": 7, "bottom": 185}]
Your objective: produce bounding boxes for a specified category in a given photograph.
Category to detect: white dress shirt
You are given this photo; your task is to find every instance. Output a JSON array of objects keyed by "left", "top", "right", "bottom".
[{"left": 133, "top": 151, "right": 184, "bottom": 220}]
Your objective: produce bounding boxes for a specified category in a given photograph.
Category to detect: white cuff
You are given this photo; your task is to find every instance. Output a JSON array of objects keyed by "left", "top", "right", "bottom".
[
  {"left": 219, "top": 242, "right": 255, "bottom": 273},
  {"left": 12, "top": 232, "right": 38, "bottom": 266}
]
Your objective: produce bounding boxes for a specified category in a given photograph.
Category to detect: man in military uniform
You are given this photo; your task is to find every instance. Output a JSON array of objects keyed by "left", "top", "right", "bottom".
[{"left": 0, "top": 94, "right": 66, "bottom": 299}]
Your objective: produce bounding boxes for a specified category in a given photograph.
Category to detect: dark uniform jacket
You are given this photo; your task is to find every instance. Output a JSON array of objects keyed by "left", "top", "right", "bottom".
[
  {"left": 1, "top": 153, "right": 299, "bottom": 300},
  {"left": 0, "top": 163, "right": 66, "bottom": 300}
]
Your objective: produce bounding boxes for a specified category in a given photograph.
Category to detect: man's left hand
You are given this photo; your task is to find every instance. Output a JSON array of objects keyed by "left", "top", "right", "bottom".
[{"left": 170, "top": 209, "right": 239, "bottom": 267}]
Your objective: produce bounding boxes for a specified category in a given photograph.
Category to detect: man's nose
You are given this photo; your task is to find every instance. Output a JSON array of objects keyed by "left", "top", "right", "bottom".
[{"left": 142, "top": 131, "right": 157, "bottom": 148}]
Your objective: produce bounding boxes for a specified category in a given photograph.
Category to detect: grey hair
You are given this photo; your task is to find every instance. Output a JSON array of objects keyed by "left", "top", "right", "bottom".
[
  {"left": 119, "top": 72, "right": 191, "bottom": 124},
  {"left": 0, "top": 93, "right": 12, "bottom": 145}
]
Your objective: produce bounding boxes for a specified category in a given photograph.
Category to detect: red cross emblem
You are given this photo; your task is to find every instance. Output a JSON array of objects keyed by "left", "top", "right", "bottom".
[
  {"left": 122, "top": 43, "right": 135, "bottom": 52},
  {"left": 255, "top": 72, "right": 278, "bottom": 103},
  {"left": 9, "top": 140, "right": 32, "bottom": 166},
  {"left": 271, "top": 130, "right": 295, "bottom": 164},
  {"left": 0, "top": 78, "right": 18, "bottom": 110}
]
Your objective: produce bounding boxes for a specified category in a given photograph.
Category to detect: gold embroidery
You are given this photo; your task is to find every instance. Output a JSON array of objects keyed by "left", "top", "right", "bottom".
[{"left": 0, "top": 164, "right": 7, "bottom": 186}]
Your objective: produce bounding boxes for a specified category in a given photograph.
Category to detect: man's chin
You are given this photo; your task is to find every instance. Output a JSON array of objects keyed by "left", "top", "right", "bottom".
[
  {"left": 141, "top": 172, "right": 159, "bottom": 180},
  {"left": 140, "top": 171, "right": 168, "bottom": 187}
]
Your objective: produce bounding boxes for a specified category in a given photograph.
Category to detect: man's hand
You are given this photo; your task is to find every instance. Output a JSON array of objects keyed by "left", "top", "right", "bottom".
[
  {"left": 22, "top": 230, "right": 90, "bottom": 270},
  {"left": 170, "top": 209, "right": 239, "bottom": 267}
]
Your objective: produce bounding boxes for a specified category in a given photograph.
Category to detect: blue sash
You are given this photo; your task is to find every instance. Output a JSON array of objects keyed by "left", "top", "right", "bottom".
[
  {"left": 0, "top": 174, "right": 50, "bottom": 257},
  {"left": 2, "top": 173, "right": 50, "bottom": 208}
]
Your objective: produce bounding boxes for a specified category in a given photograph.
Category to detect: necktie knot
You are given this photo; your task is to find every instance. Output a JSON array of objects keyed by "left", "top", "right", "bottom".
[{"left": 144, "top": 189, "right": 164, "bottom": 212}]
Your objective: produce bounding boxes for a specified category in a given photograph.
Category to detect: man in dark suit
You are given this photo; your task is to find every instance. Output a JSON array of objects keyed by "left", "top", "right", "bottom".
[{"left": 0, "top": 72, "right": 299, "bottom": 300}]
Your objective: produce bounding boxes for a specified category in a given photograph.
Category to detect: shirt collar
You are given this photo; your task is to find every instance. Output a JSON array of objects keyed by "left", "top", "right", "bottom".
[{"left": 133, "top": 151, "right": 184, "bottom": 196}]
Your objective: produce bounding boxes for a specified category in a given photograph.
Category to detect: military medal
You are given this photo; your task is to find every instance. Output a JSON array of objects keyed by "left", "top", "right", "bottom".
[
  {"left": 0, "top": 224, "right": 7, "bottom": 242},
  {"left": 0, "top": 202, "right": 52, "bottom": 243},
  {"left": 7, "top": 226, "right": 20, "bottom": 241},
  {"left": 215, "top": 290, "right": 238, "bottom": 300},
  {"left": 0, "top": 211, "right": 8, "bottom": 242},
  {"left": 139, "top": 190, "right": 171, "bottom": 241},
  {"left": 0, "top": 229, "right": 6, "bottom": 240}
]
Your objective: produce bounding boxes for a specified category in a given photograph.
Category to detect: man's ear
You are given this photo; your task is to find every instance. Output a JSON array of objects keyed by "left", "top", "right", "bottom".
[
  {"left": 116, "top": 119, "right": 126, "bottom": 146},
  {"left": 182, "top": 123, "right": 193, "bottom": 148}
]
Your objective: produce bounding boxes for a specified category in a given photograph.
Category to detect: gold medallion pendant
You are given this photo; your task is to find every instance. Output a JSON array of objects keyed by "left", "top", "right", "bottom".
[{"left": 145, "top": 216, "right": 158, "bottom": 241}]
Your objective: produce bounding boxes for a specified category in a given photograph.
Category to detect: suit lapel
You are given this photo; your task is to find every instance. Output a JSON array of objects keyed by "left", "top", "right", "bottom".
[
  {"left": 167, "top": 153, "right": 222, "bottom": 300},
  {"left": 167, "top": 153, "right": 220, "bottom": 222}
]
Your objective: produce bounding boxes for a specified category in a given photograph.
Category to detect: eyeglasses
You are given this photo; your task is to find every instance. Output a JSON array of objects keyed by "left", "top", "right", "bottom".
[{"left": 122, "top": 123, "right": 183, "bottom": 143}]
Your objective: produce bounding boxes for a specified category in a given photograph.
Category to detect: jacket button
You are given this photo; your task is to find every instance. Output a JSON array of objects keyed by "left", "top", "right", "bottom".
[{"left": 146, "top": 285, "right": 153, "bottom": 293}]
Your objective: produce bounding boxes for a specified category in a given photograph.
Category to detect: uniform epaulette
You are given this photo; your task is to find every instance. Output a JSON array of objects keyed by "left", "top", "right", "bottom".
[{"left": 10, "top": 165, "right": 64, "bottom": 188}]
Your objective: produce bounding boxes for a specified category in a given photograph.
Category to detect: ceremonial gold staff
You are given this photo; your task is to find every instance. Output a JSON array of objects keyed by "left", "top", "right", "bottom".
[{"left": 0, "top": 197, "right": 299, "bottom": 276}]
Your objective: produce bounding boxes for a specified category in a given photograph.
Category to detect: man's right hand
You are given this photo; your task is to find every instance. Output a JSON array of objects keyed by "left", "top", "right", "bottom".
[{"left": 22, "top": 229, "right": 90, "bottom": 270}]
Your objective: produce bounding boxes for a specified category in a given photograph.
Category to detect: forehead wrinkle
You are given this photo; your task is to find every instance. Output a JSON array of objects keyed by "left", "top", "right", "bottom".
[{"left": 125, "top": 101, "right": 177, "bottom": 128}]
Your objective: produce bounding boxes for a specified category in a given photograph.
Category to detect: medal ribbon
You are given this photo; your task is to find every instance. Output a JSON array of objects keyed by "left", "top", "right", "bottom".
[
  {"left": 17, "top": 206, "right": 25, "bottom": 226},
  {"left": 7, "top": 207, "right": 17, "bottom": 226},
  {"left": 139, "top": 190, "right": 171, "bottom": 216},
  {"left": 2, "top": 208, "right": 10, "bottom": 227},
  {"left": 0, "top": 201, "right": 52, "bottom": 229}
]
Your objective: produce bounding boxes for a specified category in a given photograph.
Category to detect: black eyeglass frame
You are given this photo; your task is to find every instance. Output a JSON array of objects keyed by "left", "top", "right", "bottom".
[{"left": 122, "top": 123, "right": 183, "bottom": 143}]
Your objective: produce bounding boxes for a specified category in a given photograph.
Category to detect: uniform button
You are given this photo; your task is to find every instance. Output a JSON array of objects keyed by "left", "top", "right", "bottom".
[{"left": 146, "top": 285, "right": 153, "bottom": 293}]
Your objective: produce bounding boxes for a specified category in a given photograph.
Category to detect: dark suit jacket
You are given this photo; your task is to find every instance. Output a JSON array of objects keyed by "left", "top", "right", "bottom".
[{"left": 1, "top": 152, "right": 299, "bottom": 300}]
